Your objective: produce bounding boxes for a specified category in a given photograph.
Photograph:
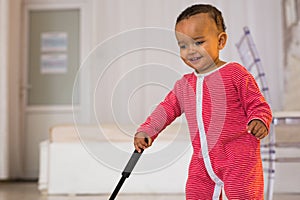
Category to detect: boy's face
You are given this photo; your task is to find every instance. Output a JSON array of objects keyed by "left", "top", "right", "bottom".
[{"left": 175, "top": 13, "right": 226, "bottom": 73}]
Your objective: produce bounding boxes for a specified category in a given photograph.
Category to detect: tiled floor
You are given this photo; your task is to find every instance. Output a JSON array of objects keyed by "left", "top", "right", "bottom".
[{"left": 0, "top": 181, "right": 300, "bottom": 200}]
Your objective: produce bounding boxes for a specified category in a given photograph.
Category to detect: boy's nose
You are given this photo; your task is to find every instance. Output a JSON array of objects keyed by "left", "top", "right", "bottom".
[{"left": 187, "top": 45, "right": 197, "bottom": 54}]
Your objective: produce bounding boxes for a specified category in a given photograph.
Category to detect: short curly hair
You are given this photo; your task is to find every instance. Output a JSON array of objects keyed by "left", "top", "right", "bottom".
[{"left": 176, "top": 4, "right": 226, "bottom": 32}]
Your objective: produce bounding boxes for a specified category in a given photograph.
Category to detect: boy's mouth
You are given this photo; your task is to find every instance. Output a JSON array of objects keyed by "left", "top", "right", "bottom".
[{"left": 188, "top": 56, "right": 202, "bottom": 64}]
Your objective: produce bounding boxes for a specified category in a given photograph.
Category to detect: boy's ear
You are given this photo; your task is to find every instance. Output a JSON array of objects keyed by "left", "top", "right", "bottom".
[{"left": 218, "top": 32, "right": 227, "bottom": 50}]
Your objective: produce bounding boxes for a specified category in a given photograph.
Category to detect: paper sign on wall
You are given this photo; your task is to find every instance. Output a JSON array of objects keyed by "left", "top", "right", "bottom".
[
  {"left": 40, "top": 32, "right": 68, "bottom": 74},
  {"left": 41, "top": 32, "right": 68, "bottom": 52},
  {"left": 40, "top": 54, "right": 68, "bottom": 74}
]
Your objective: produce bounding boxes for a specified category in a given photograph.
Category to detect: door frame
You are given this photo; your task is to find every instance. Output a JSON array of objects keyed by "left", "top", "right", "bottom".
[{"left": 20, "top": 0, "right": 92, "bottom": 177}]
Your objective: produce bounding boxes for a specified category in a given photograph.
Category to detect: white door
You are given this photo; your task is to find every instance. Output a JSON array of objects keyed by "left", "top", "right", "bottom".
[{"left": 22, "top": 7, "right": 81, "bottom": 178}]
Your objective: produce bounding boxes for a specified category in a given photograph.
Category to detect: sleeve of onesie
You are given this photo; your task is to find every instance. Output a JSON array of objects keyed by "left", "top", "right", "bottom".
[
  {"left": 236, "top": 67, "right": 273, "bottom": 131},
  {"left": 136, "top": 79, "right": 184, "bottom": 141}
]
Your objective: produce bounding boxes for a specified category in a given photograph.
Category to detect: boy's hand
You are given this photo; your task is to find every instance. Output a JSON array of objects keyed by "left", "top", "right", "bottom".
[
  {"left": 247, "top": 119, "right": 268, "bottom": 140},
  {"left": 134, "top": 132, "right": 152, "bottom": 153}
]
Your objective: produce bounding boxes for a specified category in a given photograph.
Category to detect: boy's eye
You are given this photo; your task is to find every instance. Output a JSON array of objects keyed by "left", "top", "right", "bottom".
[
  {"left": 195, "top": 41, "right": 204, "bottom": 46},
  {"left": 179, "top": 44, "right": 187, "bottom": 49}
]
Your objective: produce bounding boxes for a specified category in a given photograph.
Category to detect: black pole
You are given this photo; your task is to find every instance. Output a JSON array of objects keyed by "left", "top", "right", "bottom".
[
  {"left": 109, "top": 176, "right": 126, "bottom": 200},
  {"left": 109, "top": 139, "right": 147, "bottom": 200}
]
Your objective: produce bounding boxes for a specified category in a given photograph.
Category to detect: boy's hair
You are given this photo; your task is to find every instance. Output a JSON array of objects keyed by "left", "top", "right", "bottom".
[{"left": 176, "top": 4, "right": 226, "bottom": 32}]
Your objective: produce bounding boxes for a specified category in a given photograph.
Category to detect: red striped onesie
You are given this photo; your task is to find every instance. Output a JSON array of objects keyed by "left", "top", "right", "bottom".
[{"left": 137, "top": 62, "right": 272, "bottom": 199}]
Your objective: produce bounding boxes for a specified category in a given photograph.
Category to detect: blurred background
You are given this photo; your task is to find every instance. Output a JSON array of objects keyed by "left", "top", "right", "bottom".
[{"left": 0, "top": 0, "right": 299, "bottom": 199}]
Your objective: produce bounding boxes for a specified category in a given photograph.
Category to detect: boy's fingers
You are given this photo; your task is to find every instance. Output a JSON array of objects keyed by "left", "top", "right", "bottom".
[
  {"left": 256, "top": 128, "right": 267, "bottom": 139},
  {"left": 134, "top": 137, "right": 152, "bottom": 153},
  {"left": 134, "top": 144, "right": 141, "bottom": 153},
  {"left": 254, "top": 129, "right": 264, "bottom": 138},
  {"left": 248, "top": 120, "right": 264, "bottom": 133},
  {"left": 247, "top": 121, "right": 257, "bottom": 134},
  {"left": 135, "top": 139, "right": 146, "bottom": 147},
  {"left": 147, "top": 137, "right": 153, "bottom": 146},
  {"left": 134, "top": 141, "right": 146, "bottom": 153},
  {"left": 247, "top": 120, "right": 268, "bottom": 140},
  {"left": 134, "top": 132, "right": 152, "bottom": 153},
  {"left": 252, "top": 123, "right": 262, "bottom": 135}
]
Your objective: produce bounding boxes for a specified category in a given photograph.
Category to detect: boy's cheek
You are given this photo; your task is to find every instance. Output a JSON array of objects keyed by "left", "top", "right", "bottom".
[
  {"left": 181, "top": 56, "right": 188, "bottom": 64},
  {"left": 182, "top": 58, "right": 192, "bottom": 67},
  {"left": 180, "top": 54, "right": 191, "bottom": 63}
]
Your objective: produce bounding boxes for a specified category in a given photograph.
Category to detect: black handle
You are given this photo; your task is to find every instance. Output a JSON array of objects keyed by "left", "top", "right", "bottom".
[
  {"left": 122, "top": 149, "right": 143, "bottom": 178},
  {"left": 122, "top": 137, "right": 148, "bottom": 178}
]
